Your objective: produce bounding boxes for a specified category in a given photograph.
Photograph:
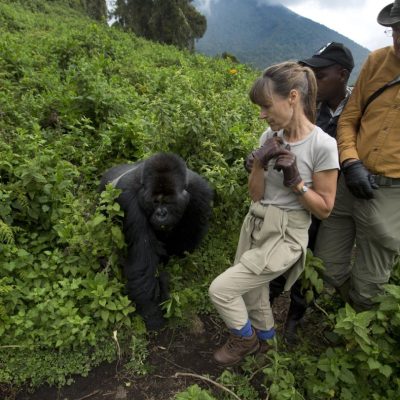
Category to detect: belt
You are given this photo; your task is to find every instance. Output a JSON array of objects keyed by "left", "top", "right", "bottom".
[{"left": 371, "top": 175, "right": 400, "bottom": 187}]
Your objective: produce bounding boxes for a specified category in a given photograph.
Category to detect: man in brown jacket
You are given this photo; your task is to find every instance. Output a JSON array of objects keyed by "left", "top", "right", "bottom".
[{"left": 314, "top": 0, "right": 400, "bottom": 311}]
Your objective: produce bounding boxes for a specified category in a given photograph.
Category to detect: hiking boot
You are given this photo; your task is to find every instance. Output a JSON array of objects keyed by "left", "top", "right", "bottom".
[
  {"left": 283, "top": 283, "right": 307, "bottom": 346},
  {"left": 213, "top": 330, "right": 260, "bottom": 366},
  {"left": 337, "top": 279, "right": 351, "bottom": 304},
  {"left": 258, "top": 340, "right": 272, "bottom": 353},
  {"left": 283, "top": 316, "right": 303, "bottom": 346}
]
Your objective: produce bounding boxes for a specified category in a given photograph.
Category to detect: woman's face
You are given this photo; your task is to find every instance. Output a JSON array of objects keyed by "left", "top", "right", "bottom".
[{"left": 258, "top": 89, "right": 294, "bottom": 131}]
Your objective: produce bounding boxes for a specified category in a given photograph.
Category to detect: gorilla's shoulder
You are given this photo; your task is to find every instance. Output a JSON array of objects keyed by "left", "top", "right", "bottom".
[
  {"left": 99, "top": 161, "right": 144, "bottom": 191},
  {"left": 99, "top": 152, "right": 213, "bottom": 203},
  {"left": 186, "top": 169, "right": 214, "bottom": 199}
]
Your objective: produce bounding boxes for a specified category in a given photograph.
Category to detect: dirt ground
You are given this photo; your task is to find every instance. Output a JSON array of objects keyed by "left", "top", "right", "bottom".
[{"left": 11, "top": 295, "right": 310, "bottom": 400}]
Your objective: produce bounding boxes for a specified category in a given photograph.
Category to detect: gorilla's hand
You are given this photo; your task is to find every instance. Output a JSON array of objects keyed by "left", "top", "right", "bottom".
[
  {"left": 135, "top": 301, "right": 165, "bottom": 330},
  {"left": 135, "top": 274, "right": 169, "bottom": 330},
  {"left": 342, "top": 160, "right": 379, "bottom": 199},
  {"left": 252, "top": 136, "right": 284, "bottom": 169}
]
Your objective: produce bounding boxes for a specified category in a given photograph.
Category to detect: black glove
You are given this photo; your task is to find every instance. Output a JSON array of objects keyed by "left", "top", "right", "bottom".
[
  {"left": 273, "top": 145, "right": 302, "bottom": 188},
  {"left": 342, "top": 160, "right": 379, "bottom": 199}
]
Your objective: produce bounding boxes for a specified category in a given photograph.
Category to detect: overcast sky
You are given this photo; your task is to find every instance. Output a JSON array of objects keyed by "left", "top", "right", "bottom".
[{"left": 197, "top": 0, "right": 394, "bottom": 51}]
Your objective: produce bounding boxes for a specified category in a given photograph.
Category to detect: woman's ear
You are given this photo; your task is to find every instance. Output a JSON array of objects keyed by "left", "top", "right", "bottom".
[{"left": 289, "top": 89, "right": 298, "bottom": 104}]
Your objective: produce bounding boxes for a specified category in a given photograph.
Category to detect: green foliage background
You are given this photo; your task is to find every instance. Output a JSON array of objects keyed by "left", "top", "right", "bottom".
[{"left": 0, "top": 0, "right": 262, "bottom": 391}]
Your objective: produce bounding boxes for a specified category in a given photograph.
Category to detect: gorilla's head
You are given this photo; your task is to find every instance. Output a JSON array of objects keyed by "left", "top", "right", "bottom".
[{"left": 139, "top": 153, "right": 190, "bottom": 231}]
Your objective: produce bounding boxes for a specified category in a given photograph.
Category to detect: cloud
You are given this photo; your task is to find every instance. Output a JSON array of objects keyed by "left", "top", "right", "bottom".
[
  {"left": 195, "top": 0, "right": 217, "bottom": 15},
  {"left": 284, "top": 0, "right": 391, "bottom": 50},
  {"left": 195, "top": 0, "right": 392, "bottom": 50},
  {"left": 262, "top": 0, "right": 365, "bottom": 9}
]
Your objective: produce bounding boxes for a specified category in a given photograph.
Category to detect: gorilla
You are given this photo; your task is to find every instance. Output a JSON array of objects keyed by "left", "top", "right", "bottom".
[{"left": 99, "top": 153, "right": 214, "bottom": 330}]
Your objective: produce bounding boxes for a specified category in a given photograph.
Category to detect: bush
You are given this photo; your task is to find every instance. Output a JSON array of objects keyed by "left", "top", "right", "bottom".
[{"left": 0, "top": 0, "right": 262, "bottom": 389}]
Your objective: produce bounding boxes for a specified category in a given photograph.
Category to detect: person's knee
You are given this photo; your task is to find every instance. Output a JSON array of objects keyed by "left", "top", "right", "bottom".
[
  {"left": 350, "top": 277, "right": 385, "bottom": 311},
  {"left": 322, "top": 262, "right": 351, "bottom": 288},
  {"left": 209, "top": 275, "right": 227, "bottom": 304}
]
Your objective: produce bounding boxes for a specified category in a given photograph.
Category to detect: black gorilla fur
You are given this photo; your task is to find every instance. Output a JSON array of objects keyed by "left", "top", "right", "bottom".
[{"left": 99, "top": 153, "right": 214, "bottom": 330}]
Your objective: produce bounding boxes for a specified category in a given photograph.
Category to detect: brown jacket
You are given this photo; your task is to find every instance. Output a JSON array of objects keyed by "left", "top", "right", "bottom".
[{"left": 337, "top": 46, "right": 400, "bottom": 178}]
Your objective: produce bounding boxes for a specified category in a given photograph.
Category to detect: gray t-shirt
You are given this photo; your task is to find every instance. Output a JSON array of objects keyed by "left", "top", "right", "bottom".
[{"left": 258, "top": 126, "right": 339, "bottom": 210}]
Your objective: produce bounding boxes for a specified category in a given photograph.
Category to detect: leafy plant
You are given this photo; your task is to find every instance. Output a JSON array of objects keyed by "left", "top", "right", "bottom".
[
  {"left": 175, "top": 384, "right": 217, "bottom": 400},
  {"left": 300, "top": 250, "right": 325, "bottom": 304}
]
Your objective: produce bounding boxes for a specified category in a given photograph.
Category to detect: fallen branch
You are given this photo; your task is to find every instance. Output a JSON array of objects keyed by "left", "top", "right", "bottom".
[
  {"left": 312, "top": 301, "right": 336, "bottom": 329},
  {"left": 173, "top": 372, "right": 242, "bottom": 400},
  {"left": 74, "top": 390, "right": 101, "bottom": 400}
]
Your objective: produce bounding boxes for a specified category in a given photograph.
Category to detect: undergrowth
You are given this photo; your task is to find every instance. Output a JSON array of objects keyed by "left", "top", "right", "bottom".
[{"left": 0, "top": 1, "right": 399, "bottom": 399}]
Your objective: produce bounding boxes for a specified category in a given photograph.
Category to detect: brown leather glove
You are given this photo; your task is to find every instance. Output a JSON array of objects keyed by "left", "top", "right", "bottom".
[
  {"left": 274, "top": 145, "right": 302, "bottom": 187},
  {"left": 246, "top": 136, "right": 284, "bottom": 172}
]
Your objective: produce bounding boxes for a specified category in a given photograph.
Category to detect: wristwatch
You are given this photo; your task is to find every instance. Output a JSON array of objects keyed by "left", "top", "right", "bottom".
[{"left": 295, "top": 184, "right": 308, "bottom": 196}]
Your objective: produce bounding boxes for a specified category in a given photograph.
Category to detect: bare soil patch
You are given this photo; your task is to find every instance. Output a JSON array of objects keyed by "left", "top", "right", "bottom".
[{"left": 11, "top": 294, "right": 323, "bottom": 400}]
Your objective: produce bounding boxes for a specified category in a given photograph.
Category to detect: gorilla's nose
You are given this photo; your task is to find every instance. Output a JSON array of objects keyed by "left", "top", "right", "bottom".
[{"left": 155, "top": 208, "right": 168, "bottom": 220}]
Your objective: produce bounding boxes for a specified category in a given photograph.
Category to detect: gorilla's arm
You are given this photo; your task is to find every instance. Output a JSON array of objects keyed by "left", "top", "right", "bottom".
[
  {"left": 113, "top": 167, "right": 167, "bottom": 329},
  {"left": 165, "top": 170, "right": 213, "bottom": 255},
  {"left": 121, "top": 192, "right": 160, "bottom": 298}
]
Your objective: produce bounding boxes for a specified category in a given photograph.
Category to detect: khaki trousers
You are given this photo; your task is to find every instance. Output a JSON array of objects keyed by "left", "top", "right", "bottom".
[
  {"left": 209, "top": 203, "right": 310, "bottom": 331},
  {"left": 314, "top": 175, "right": 400, "bottom": 310}
]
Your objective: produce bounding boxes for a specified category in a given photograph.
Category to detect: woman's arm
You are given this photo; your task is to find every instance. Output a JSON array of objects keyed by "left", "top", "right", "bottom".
[
  {"left": 248, "top": 159, "right": 265, "bottom": 202},
  {"left": 247, "top": 135, "right": 285, "bottom": 201},
  {"left": 294, "top": 169, "right": 338, "bottom": 220}
]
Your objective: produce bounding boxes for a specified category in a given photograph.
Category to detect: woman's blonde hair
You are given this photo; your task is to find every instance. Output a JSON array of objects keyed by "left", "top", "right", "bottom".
[{"left": 249, "top": 61, "right": 317, "bottom": 123}]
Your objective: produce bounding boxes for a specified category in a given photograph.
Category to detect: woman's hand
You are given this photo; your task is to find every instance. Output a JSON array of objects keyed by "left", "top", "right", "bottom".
[
  {"left": 273, "top": 145, "right": 302, "bottom": 187},
  {"left": 253, "top": 136, "right": 284, "bottom": 169},
  {"left": 274, "top": 145, "right": 338, "bottom": 219},
  {"left": 245, "top": 135, "right": 284, "bottom": 173}
]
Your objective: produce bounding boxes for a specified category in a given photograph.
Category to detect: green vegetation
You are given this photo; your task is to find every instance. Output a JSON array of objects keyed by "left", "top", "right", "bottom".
[
  {"left": 0, "top": 1, "right": 399, "bottom": 399},
  {"left": 175, "top": 284, "right": 400, "bottom": 400},
  {"left": 0, "top": 0, "right": 261, "bottom": 393}
]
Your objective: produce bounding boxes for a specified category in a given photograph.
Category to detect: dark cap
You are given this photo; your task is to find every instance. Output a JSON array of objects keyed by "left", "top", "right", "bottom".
[
  {"left": 299, "top": 42, "right": 355, "bottom": 72},
  {"left": 377, "top": 1, "right": 400, "bottom": 27}
]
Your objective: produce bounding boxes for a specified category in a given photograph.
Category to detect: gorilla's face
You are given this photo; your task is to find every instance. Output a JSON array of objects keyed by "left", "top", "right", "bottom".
[
  {"left": 139, "top": 178, "right": 190, "bottom": 231},
  {"left": 138, "top": 155, "right": 191, "bottom": 231},
  {"left": 148, "top": 190, "right": 190, "bottom": 231}
]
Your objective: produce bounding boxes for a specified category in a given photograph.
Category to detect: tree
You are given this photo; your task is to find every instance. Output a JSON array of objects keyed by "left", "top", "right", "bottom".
[
  {"left": 82, "top": 0, "right": 108, "bottom": 21},
  {"left": 114, "top": 0, "right": 153, "bottom": 36},
  {"left": 113, "top": 0, "right": 206, "bottom": 50}
]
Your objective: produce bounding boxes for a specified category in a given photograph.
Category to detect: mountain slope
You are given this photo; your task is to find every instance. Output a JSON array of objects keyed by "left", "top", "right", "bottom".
[
  {"left": 0, "top": 0, "right": 263, "bottom": 390},
  {"left": 194, "top": 0, "right": 370, "bottom": 81}
]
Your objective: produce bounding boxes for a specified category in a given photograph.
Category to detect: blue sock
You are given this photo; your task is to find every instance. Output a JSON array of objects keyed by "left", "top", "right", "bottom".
[
  {"left": 256, "top": 327, "right": 276, "bottom": 341},
  {"left": 230, "top": 320, "right": 253, "bottom": 337}
]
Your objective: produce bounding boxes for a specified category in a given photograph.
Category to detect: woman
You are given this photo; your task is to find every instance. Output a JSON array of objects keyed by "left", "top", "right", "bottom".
[{"left": 209, "top": 61, "right": 339, "bottom": 366}]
